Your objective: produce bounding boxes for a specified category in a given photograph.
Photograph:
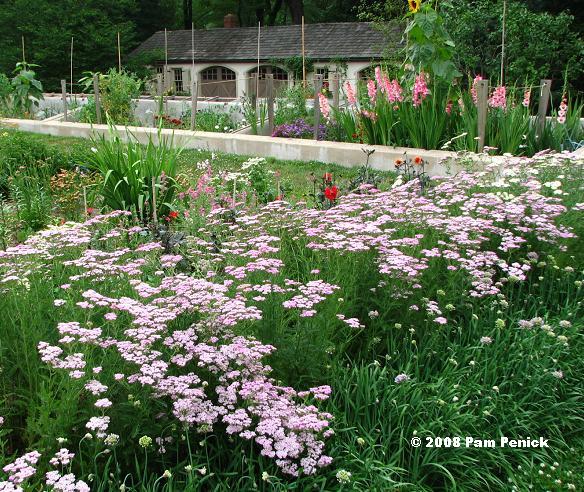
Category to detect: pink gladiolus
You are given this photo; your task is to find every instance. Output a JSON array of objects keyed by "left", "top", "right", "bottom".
[
  {"left": 367, "top": 79, "right": 377, "bottom": 105},
  {"left": 471, "top": 75, "right": 483, "bottom": 105},
  {"left": 318, "top": 93, "right": 330, "bottom": 120},
  {"left": 488, "top": 85, "right": 507, "bottom": 110},
  {"left": 522, "top": 89, "right": 531, "bottom": 108},
  {"left": 557, "top": 96, "right": 568, "bottom": 124},
  {"left": 344, "top": 81, "right": 356, "bottom": 106},
  {"left": 375, "top": 66, "right": 383, "bottom": 88},
  {"left": 386, "top": 79, "right": 403, "bottom": 104},
  {"left": 445, "top": 100, "right": 453, "bottom": 115},
  {"left": 412, "top": 72, "right": 429, "bottom": 107}
]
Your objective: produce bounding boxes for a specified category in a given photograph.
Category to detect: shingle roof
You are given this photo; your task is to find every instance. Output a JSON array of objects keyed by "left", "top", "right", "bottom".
[{"left": 131, "top": 22, "right": 401, "bottom": 63}]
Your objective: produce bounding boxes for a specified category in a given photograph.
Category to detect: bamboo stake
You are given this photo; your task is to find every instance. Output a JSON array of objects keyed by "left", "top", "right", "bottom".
[
  {"left": 164, "top": 28, "right": 168, "bottom": 91},
  {"left": 83, "top": 186, "right": 88, "bottom": 218},
  {"left": 301, "top": 17, "right": 306, "bottom": 88},
  {"left": 117, "top": 32, "right": 122, "bottom": 71},
  {"left": 256, "top": 22, "right": 261, "bottom": 101},
  {"left": 70, "top": 37, "right": 74, "bottom": 102},
  {"left": 21, "top": 36, "right": 25, "bottom": 62},
  {"left": 190, "top": 21, "right": 197, "bottom": 131},
  {"left": 500, "top": 0, "right": 506, "bottom": 84},
  {"left": 151, "top": 177, "right": 158, "bottom": 225}
]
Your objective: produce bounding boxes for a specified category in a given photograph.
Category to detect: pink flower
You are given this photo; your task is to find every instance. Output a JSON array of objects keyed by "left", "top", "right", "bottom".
[
  {"left": 412, "top": 72, "right": 429, "bottom": 107},
  {"left": 488, "top": 86, "right": 507, "bottom": 110},
  {"left": 374, "top": 66, "right": 383, "bottom": 88},
  {"left": 522, "top": 89, "right": 531, "bottom": 108},
  {"left": 318, "top": 93, "right": 330, "bottom": 120},
  {"left": 344, "top": 81, "right": 356, "bottom": 106},
  {"left": 445, "top": 100, "right": 453, "bottom": 115},
  {"left": 557, "top": 96, "right": 568, "bottom": 124},
  {"left": 367, "top": 79, "right": 377, "bottom": 105},
  {"left": 471, "top": 75, "right": 483, "bottom": 105}
]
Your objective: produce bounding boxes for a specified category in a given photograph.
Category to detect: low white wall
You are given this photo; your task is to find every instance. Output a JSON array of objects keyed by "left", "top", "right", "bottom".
[{"left": 0, "top": 117, "right": 461, "bottom": 176}]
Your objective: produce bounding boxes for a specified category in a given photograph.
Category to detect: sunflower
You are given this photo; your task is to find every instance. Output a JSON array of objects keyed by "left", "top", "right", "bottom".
[{"left": 408, "top": 0, "right": 421, "bottom": 13}]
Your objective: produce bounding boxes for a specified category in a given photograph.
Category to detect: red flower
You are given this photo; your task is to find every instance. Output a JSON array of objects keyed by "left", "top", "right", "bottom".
[
  {"left": 413, "top": 156, "right": 424, "bottom": 165},
  {"left": 324, "top": 186, "right": 338, "bottom": 201},
  {"left": 275, "top": 195, "right": 283, "bottom": 201},
  {"left": 86, "top": 207, "right": 95, "bottom": 215},
  {"left": 323, "top": 172, "right": 333, "bottom": 183},
  {"left": 165, "top": 210, "right": 179, "bottom": 222}
]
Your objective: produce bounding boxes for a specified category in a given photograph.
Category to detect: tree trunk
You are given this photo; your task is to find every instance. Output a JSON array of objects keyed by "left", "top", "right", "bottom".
[
  {"left": 183, "top": 0, "right": 192, "bottom": 29},
  {"left": 285, "top": 0, "right": 303, "bottom": 24},
  {"left": 267, "top": 0, "right": 284, "bottom": 25}
]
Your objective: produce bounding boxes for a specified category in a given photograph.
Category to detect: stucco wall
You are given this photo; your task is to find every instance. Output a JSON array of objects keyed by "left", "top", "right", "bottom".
[{"left": 161, "top": 61, "right": 377, "bottom": 99}]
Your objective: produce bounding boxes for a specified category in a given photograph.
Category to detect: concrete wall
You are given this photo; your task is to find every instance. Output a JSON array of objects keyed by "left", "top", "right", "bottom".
[{"left": 0, "top": 117, "right": 460, "bottom": 176}]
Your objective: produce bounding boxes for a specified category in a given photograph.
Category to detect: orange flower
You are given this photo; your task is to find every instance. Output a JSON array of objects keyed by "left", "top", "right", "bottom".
[
  {"left": 413, "top": 156, "right": 424, "bottom": 165},
  {"left": 408, "top": 0, "right": 421, "bottom": 13},
  {"left": 394, "top": 158, "right": 404, "bottom": 168}
]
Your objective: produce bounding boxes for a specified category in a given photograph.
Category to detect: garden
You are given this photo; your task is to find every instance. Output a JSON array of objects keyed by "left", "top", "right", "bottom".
[{"left": 1, "top": 0, "right": 584, "bottom": 491}]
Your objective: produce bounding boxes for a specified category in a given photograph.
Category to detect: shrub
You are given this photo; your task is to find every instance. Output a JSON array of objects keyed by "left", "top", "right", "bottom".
[{"left": 99, "top": 69, "right": 141, "bottom": 124}]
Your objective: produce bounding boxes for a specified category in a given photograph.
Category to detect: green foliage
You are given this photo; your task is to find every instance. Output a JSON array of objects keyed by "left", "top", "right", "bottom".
[
  {"left": 125, "top": 49, "right": 165, "bottom": 81},
  {"left": 0, "top": 74, "right": 12, "bottom": 116},
  {"left": 8, "top": 62, "right": 44, "bottom": 118},
  {"left": 441, "top": 0, "right": 584, "bottom": 92},
  {"left": 270, "top": 56, "right": 314, "bottom": 81},
  {"left": 404, "top": 3, "right": 461, "bottom": 83},
  {"left": 274, "top": 84, "right": 311, "bottom": 126},
  {"left": 180, "top": 107, "right": 239, "bottom": 132},
  {"left": 86, "top": 124, "right": 181, "bottom": 222},
  {"left": 99, "top": 69, "right": 142, "bottom": 125},
  {"left": 0, "top": 0, "right": 141, "bottom": 92},
  {"left": 0, "top": 130, "right": 64, "bottom": 197}
]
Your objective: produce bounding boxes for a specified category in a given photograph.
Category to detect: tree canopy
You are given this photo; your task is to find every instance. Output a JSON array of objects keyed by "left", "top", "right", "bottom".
[{"left": 0, "top": 0, "right": 581, "bottom": 93}]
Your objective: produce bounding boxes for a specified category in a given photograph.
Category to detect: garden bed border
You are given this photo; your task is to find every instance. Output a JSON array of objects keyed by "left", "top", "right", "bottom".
[{"left": 0, "top": 117, "right": 468, "bottom": 176}]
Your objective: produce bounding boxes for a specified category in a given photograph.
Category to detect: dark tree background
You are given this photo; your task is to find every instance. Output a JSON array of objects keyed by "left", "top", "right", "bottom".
[{"left": 0, "top": 0, "right": 581, "bottom": 92}]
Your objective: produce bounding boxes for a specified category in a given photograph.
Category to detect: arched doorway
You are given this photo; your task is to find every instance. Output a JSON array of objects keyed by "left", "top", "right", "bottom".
[{"left": 199, "top": 66, "right": 237, "bottom": 99}]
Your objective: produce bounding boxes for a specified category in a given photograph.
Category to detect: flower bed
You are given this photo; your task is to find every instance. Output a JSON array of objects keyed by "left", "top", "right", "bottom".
[{"left": 1, "top": 151, "right": 583, "bottom": 489}]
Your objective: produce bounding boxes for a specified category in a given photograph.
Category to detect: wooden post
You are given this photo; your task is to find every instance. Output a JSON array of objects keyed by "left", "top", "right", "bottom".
[
  {"left": 256, "top": 22, "right": 261, "bottom": 99},
  {"left": 190, "top": 76, "right": 198, "bottom": 131},
  {"left": 536, "top": 79, "right": 552, "bottom": 140},
  {"left": 117, "top": 32, "right": 122, "bottom": 72},
  {"left": 476, "top": 79, "right": 489, "bottom": 152},
  {"left": 156, "top": 73, "right": 164, "bottom": 116},
  {"left": 61, "top": 80, "right": 68, "bottom": 122},
  {"left": 70, "top": 37, "right": 74, "bottom": 102},
  {"left": 301, "top": 17, "right": 306, "bottom": 89},
  {"left": 313, "top": 74, "right": 323, "bottom": 140},
  {"left": 93, "top": 74, "right": 102, "bottom": 124},
  {"left": 266, "top": 74, "right": 274, "bottom": 135},
  {"left": 250, "top": 73, "right": 258, "bottom": 110},
  {"left": 151, "top": 177, "right": 158, "bottom": 225},
  {"left": 331, "top": 72, "right": 340, "bottom": 114}
]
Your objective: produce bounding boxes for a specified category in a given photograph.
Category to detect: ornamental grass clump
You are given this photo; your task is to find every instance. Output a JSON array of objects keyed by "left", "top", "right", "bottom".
[{"left": 86, "top": 124, "right": 181, "bottom": 223}]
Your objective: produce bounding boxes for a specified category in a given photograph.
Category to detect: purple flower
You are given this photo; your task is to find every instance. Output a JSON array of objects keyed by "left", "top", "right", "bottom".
[{"left": 394, "top": 373, "right": 410, "bottom": 384}]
